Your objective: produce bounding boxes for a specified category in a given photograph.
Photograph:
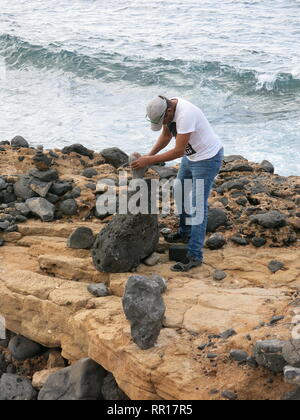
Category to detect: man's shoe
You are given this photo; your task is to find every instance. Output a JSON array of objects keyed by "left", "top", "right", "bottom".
[
  {"left": 164, "top": 231, "right": 190, "bottom": 244},
  {"left": 170, "top": 256, "right": 202, "bottom": 272}
]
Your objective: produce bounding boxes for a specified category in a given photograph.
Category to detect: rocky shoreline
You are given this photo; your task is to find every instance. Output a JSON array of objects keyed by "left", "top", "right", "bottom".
[{"left": 0, "top": 136, "right": 300, "bottom": 400}]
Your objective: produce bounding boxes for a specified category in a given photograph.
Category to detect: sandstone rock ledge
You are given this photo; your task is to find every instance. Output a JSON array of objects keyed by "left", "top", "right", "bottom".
[
  {"left": 0, "top": 224, "right": 299, "bottom": 400},
  {"left": 0, "top": 143, "right": 300, "bottom": 400}
]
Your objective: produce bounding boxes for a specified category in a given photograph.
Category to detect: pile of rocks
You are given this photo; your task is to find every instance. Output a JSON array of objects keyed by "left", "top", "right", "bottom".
[{"left": 0, "top": 331, "right": 128, "bottom": 400}]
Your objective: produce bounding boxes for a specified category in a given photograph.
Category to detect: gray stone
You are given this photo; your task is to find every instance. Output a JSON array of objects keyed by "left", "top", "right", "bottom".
[
  {"left": 59, "top": 199, "right": 78, "bottom": 216},
  {"left": 206, "top": 233, "right": 226, "bottom": 250},
  {"left": 282, "top": 388, "right": 300, "bottom": 400},
  {"left": 0, "top": 374, "right": 37, "bottom": 400},
  {"left": 15, "top": 203, "right": 30, "bottom": 217},
  {"left": 221, "top": 163, "right": 253, "bottom": 173},
  {"left": 220, "top": 329, "right": 237, "bottom": 340},
  {"left": 87, "top": 283, "right": 110, "bottom": 297},
  {"left": 29, "top": 169, "right": 59, "bottom": 182},
  {"left": 223, "top": 155, "right": 247, "bottom": 163},
  {"left": 268, "top": 260, "right": 284, "bottom": 273},
  {"left": 230, "top": 236, "right": 249, "bottom": 246},
  {"left": 282, "top": 340, "right": 300, "bottom": 368},
  {"left": 82, "top": 168, "right": 97, "bottom": 178},
  {"left": 207, "top": 208, "right": 228, "bottom": 233},
  {"left": 0, "top": 178, "right": 7, "bottom": 190},
  {"left": 67, "top": 227, "right": 95, "bottom": 249},
  {"left": 0, "top": 221, "right": 10, "bottom": 231},
  {"left": 61, "top": 144, "right": 94, "bottom": 159},
  {"left": 250, "top": 211, "right": 287, "bottom": 229},
  {"left": 0, "top": 239, "right": 4, "bottom": 247},
  {"left": 38, "top": 358, "right": 106, "bottom": 400},
  {"left": 29, "top": 179, "right": 53, "bottom": 198},
  {"left": 26, "top": 197, "right": 55, "bottom": 222},
  {"left": 213, "top": 270, "right": 227, "bottom": 281},
  {"left": 129, "top": 153, "right": 149, "bottom": 179},
  {"left": 8, "top": 335, "right": 43, "bottom": 361},
  {"left": 50, "top": 181, "right": 73, "bottom": 196},
  {"left": 14, "top": 175, "right": 37, "bottom": 200},
  {"left": 219, "top": 178, "right": 250, "bottom": 193},
  {"left": 143, "top": 253, "right": 160, "bottom": 266},
  {"left": 284, "top": 366, "right": 300, "bottom": 386},
  {"left": 92, "top": 213, "right": 159, "bottom": 273},
  {"left": 101, "top": 373, "right": 129, "bottom": 400},
  {"left": 100, "top": 147, "right": 128, "bottom": 168},
  {"left": 260, "top": 160, "right": 275, "bottom": 174},
  {"left": 221, "top": 390, "right": 237, "bottom": 400},
  {"left": 251, "top": 237, "right": 266, "bottom": 247},
  {"left": 11, "top": 136, "right": 29, "bottom": 148},
  {"left": 122, "top": 275, "right": 166, "bottom": 350},
  {"left": 230, "top": 350, "right": 248, "bottom": 363},
  {"left": 253, "top": 340, "right": 287, "bottom": 373},
  {"left": 149, "top": 274, "right": 167, "bottom": 294},
  {"left": 151, "top": 165, "right": 178, "bottom": 179}
]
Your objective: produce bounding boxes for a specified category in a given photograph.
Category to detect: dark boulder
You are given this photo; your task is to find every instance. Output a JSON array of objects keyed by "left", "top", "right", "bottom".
[
  {"left": 206, "top": 208, "right": 228, "bottom": 233},
  {"left": 29, "top": 169, "right": 59, "bottom": 183},
  {"left": 253, "top": 340, "right": 287, "bottom": 373},
  {"left": 67, "top": 227, "right": 95, "bottom": 249},
  {"left": 38, "top": 358, "right": 106, "bottom": 400},
  {"left": 11, "top": 136, "right": 29, "bottom": 148},
  {"left": 50, "top": 181, "right": 73, "bottom": 196},
  {"left": 151, "top": 166, "right": 178, "bottom": 179},
  {"left": 101, "top": 373, "right": 129, "bottom": 400},
  {"left": 92, "top": 213, "right": 159, "bottom": 273},
  {"left": 25, "top": 198, "right": 55, "bottom": 222},
  {"left": 282, "top": 340, "right": 300, "bottom": 368},
  {"left": 206, "top": 233, "right": 226, "bottom": 250},
  {"left": 8, "top": 335, "right": 43, "bottom": 361},
  {"left": 82, "top": 168, "right": 97, "bottom": 178},
  {"left": 0, "top": 374, "right": 37, "bottom": 400},
  {"left": 61, "top": 144, "right": 94, "bottom": 159},
  {"left": 250, "top": 210, "right": 287, "bottom": 229},
  {"left": 59, "top": 199, "right": 78, "bottom": 216},
  {"left": 14, "top": 175, "right": 37, "bottom": 200},
  {"left": 122, "top": 275, "right": 166, "bottom": 350},
  {"left": 100, "top": 147, "right": 128, "bottom": 168},
  {"left": 223, "top": 155, "right": 247, "bottom": 163},
  {"left": 260, "top": 160, "right": 275, "bottom": 174}
]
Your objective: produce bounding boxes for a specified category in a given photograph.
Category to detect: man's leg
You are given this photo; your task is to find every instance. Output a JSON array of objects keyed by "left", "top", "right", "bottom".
[
  {"left": 187, "top": 149, "right": 224, "bottom": 262},
  {"left": 165, "top": 156, "right": 192, "bottom": 243}
]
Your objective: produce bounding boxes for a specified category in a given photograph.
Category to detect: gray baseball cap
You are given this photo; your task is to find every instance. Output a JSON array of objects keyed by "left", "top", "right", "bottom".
[{"left": 146, "top": 96, "right": 168, "bottom": 131}]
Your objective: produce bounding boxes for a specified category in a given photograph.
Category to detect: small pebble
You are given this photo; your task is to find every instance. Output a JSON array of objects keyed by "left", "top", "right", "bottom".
[
  {"left": 269, "top": 315, "right": 284, "bottom": 325},
  {"left": 207, "top": 353, "right": 218, "bottom": 359},
  {"left": 222, "top": 390, "right": 237, "bottom": 400}
]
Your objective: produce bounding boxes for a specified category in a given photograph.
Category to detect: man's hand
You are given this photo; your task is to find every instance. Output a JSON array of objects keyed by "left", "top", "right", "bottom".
[{"left": 131, "top": 155, "right": 153, "bottom": 169}]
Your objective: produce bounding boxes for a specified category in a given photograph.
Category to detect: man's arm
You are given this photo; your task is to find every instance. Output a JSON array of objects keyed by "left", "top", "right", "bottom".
[
  {"left": 131, "top": 133, "right": 191, "bottom": 169},
  {"left": 148, "top": 125, "right": 172, "bottom": 156}
]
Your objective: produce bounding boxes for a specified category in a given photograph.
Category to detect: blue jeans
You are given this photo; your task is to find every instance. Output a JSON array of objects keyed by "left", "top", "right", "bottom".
[{"left": 176, "top": 147, "right": 224, "bottom": 261}]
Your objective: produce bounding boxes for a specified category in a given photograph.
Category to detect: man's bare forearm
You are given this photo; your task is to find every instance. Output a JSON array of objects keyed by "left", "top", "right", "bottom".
[{"left": 148, "top": 134, "right": 172, "bottom": 156}]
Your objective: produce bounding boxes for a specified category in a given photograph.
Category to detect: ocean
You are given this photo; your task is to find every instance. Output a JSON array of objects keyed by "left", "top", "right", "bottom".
[{"left": 0, "top": 0, "right": 299, "bottom": 176}]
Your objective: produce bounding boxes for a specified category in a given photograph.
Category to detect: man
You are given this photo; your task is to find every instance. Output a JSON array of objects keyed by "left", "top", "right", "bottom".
[{"left": 131, "top": 96, "right": 224, "bottom": 272}]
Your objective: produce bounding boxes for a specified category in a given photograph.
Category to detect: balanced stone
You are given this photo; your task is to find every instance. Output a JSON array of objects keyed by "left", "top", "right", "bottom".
[
  {"left": 11, "top": 136, "right": 29, "bottom": 148},
  {"left": 0, "top": 374, "right": 37, "bottom": 400},
  {"left": 29, "top": 179, "right": 53, "bottom": 198},
  {"left": 67, "top": 227, "right": 95, "bottom": 249},
  {"left": 122, "top": 275, "right": 166, "bottom": 350},
  {"left": 26, "top": 197, "right": 55, "bottom": 222},
  {"left": 129, "top": 152, "right": 149, "bottom": 179},
  {"left": 8, "top": 335, "right": 43, "bottom": 361},
  {"left": 38, "top": 358, "right": 106, "bottom": 400},
  {"left": 260, "top": 160, "right": 274, "bottom": 174},
  {"left": 32, "top": 146, "right": 52, "bottom": 171},
  {"left": 87, "top": 283, "right": 109, "bottom": 297}
]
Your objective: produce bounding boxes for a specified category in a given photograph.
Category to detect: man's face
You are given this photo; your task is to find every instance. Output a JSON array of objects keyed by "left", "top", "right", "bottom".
[{"left": 163, "top": 108, "right": 174, "bottom": 125}]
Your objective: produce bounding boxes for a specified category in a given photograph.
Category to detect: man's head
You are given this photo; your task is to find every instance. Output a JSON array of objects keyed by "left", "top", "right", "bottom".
[{"left": 146, "top": 96, "right": 175, "bottom": 131}]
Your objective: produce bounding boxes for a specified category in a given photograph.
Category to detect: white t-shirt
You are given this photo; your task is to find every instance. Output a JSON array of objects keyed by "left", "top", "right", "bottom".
[{"left": 170, "top": 97, "right": 223, "bottom": 161}]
